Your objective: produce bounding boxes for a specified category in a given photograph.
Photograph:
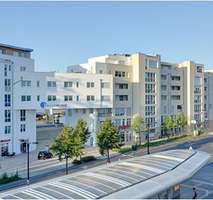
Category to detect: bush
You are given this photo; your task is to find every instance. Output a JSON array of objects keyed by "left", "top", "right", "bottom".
[
  {"left": 0, "top": 172, "right": 21, "bottom": 185},
  {"left": 118, "top": 146, "right": 132, "bottom": 153},
  {"left": 72, "top": 159, "right": 82, "bottom": 165},
  {"left": 81, "top": 155, "right": 96, "bottom": 163}
]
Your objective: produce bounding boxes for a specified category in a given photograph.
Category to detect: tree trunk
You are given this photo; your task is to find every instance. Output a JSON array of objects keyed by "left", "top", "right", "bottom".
[
  {"left": 65, "top": 156, "right": 68, "bottom": 175},
  {"left": 107, "top": 149, "right": 110, "bottom": 163}
]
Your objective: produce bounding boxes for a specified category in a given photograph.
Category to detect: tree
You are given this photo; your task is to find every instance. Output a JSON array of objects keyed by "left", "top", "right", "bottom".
[
  {"left": 131, "top": 113, "right": 144, "bottom": 145},
  {"left": 162, "top": 116, "right": 174, "bottom": 138},
  {"left": 74, "top": 118, "right": 90, "bottom": 160},
  {"left": 96, "top": 118, "right": 119, "bottom": 163},
  {"left": 176, "top": 114, "right": 187, "bottom": 133},
  {"left": 75, "top": 118, "right": 90, "bottom": 146},
  {"left": 50, "top": 126, "right": 81, "bottom": 174}
]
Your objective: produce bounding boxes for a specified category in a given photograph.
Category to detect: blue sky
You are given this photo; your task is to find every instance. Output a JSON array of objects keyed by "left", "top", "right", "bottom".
[{"left": 0, "top": 2, "right": 213, "bottom": 71}]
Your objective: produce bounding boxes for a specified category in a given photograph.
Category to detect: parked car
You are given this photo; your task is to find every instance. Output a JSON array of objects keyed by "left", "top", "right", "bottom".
[
  {"left": 37, "top": 151, "right": 53, "bottom": 160},
  {"left": 1, "top": 151, "right": 15, "bottom": 157}
]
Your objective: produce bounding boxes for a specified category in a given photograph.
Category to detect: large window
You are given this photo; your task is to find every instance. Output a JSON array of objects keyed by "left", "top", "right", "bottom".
[
  {"left": 21, "top": 95, "right": 31, "bottom": 102},
  {"left": 4, "top": 94, "right": 11, "bottom": 107},
  {"left": 87, "top": 95, "right": 95, "bottom": 101},
  {"left": 115, "top": 108, "right": 125, "bottom": 116},
  {"left": 20, "top": 124, "right": 26, "bottom": 132},
  {"left": 64, "top": 95, "right": 73, "bottom": 101},
  {"left": 115, "top": 95, "right": 128, "bottom": 101},
  {"left": 20, "top": 110, "right": 26, "bottom": 121},
  {"left": 47, "top": 81, "right": 56, "bottom": 87},
  {"left": 4, "top": 126, "right": 11, "bottom": 134},
  {"left": 145, "top": 106, "right": 155, "bottom": 116},
  {"left": 171, "top": 86, "right": 181, "bottom": 91},
  {"left": 21, "top": 80, "right": 31, "bottom": 87},
  {"left": 171, "top": 95, "right": 181, "bottom": 100},
  {"left": 86, "top": 82, "right": 95, "bottom": 88},
  {"left": 115, "top": 71, "right": 127, "bottom": 78},
  {"left": 149, "top": 60, "right": 158, "bottom": 68},
  {"left": 145, "top": 83, "right": 155, "bottom": 93},
  {"left": 145, "top": 72, "right": 155, "bottom": 82},
  {"left": 171, "top": 76, "right": 180, "bottom": 81},
  {"left": 145, "top": 95, "right": 155, "bottom": 104},
  {"left": 5, "top": 110, "right": 11, "bottom": 122},
  {"left": 64, "top": 81, "right": 73, "bottom": 88},
  {"left": 115, "top": 83, "right": 128, "bottom": 89},
  {"left": 4, "top": 79, "right": 11, "bottom": 92},
  {"left": 47, "top": 95, "right": 56, "bottom": 101}
]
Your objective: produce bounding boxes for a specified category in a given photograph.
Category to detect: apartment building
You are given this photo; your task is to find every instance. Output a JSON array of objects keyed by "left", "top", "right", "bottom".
[{"left": 0, "top": 43, "right": 211, "bottom": 156}]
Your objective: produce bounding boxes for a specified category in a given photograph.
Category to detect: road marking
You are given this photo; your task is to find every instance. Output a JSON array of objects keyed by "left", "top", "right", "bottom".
[{"left": 151, "top": 154, "right": 184, "bottom": 162}]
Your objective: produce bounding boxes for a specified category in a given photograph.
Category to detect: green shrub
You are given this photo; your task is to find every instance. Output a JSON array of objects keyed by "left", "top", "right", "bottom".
[
  {"left": 72, "top": 159, "right": 82, "bottom": 165},
  {"left": 118, "top": 146, "right": 132, "bottom": 153},
  {"left": 0, "top": 172, "right": 21, "bottom": 185},
  {"left": 81, "top": 155, "right": 96, "bottom": 163}
]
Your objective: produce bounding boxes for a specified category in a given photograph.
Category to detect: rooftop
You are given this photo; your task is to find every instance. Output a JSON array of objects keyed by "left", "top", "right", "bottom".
[{"left": 0, "top": 43, "right": 33, "bottom": 53}]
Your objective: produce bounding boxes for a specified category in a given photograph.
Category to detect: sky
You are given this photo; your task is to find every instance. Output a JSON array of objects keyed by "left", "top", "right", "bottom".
[{"left": 0, "top": 1, "right": 213, "bottom": 71}]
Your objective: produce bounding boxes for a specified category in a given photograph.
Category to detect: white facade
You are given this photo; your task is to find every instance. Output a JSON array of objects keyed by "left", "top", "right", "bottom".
[{"left": 0, "top": 43, "right": 213, "bottom": 156}]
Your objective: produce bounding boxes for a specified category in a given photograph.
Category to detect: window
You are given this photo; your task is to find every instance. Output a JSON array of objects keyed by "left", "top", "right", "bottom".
[
  {"left": 21, "top": 80, "right": 31, "bottom": 87},
  {"left": 37, "top": 96, "right": 40, "bottom": 102},
  {"left": 5, "top": 110, "right": 11, "bottom": 122},
  {"left": 37, "top": 81, "right": 40, "bottom": 87},
  {"left": 21, "top": 95, "right": 31, "bottom": 102},
  {"left": 161, "top": 74, "right": 167, "bottom": 80},
  {"left": 145, "top": 72, "right": 155, "bottom": 82},
  {"left": 161, "top": 95, "right": 167, "bottom": 100},
  {"left": 177, "top": 105, "right": 182, "bottom": 110},
  {"left": 4, "top": 126, "right": 11, "bottom": 134},
  {"left": 87, "top": 95, "right": 95, "bottom": 101},
  {"left": 171, "top": 86, "right": 181, "bottom": 91},
  {"left": 171, "top": 95, "right": 181, "bottom": 100},
  {"left": 145, "top": 83, "right": 155, "bottom": 93},
  {"left": 101, "top": 82, "right": 110, "bottom": 88},
  {"left": 20, "top": 110, "right": 26, "bottom": 121},
  {"left": 115, "top": 83, "right": 128, "bottom": 89},
  {"left": 115, "top": 71, "right": 126, "bottom": 78},
  {"left": 115, "top": 95, "right": 128, "bottom": 101},
  {"left": 64, "top": 95, "right": 73, "bottom": 101},
  {"left": 145, "top": 106, "right": 155, "bottom": 116},
  {"left": 4, "top": 65, "right": 7, "bottom": 76},
  {"left": 149, "top": 60, "right": 158, "bottom": 68},
  {"left": 47, "top": 95, "right": 56, "bottom": 101},
  {"left": 64, "top": 81, "right": 73, "bottom": 88},
  {"left": 5, "top": 94, "right": 11, "bottom": 107},
  {"left": 101, "top": 95, "right": 110, "bottom": 101},
  {"left": 86, "top": 82, "right": 95, "bottom": 88},
  {"left": 20, "top": 66, "right": 26, "bottom": 71},
  {"left": 76, "top": 95, "right": 80, "bottom": 101},
  {"left": 194, "top": 76, "right": 202, "bottom": 86},
  {"left": 197, "top": 66, "right": 203, "bottom": 73},
  {"left": 76, "top": 82, "right": 79, "bottom": 88},
  {"left": 145, "top": 95, "right": 155, "bottom": 104},
  {"left": 47, "top": 81, "right": 56, "bottom": 87},
  {"left": 171, "top": 76, "right": 180, "bottom": 81},
  {"left": 161, "top": 85, "right": 167, "bottom": 91},
  {"left": 99, "top": 70, "right": 103, "bottom": 74},
  {"left": 115, "top": 108, "right": 125, "bottom": 116},
  {"left": 20, "top": 124, "right": 26, "bottom": 132},
  {"left": 5, "top": 79, "right": 11, "bottom": 92}
]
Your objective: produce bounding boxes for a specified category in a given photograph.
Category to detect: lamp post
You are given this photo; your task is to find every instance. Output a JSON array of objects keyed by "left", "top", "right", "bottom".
[
  {"left": 147, "top": 124, "right": 150, "bottom": 155},
  {"left": 11, "top": 68, "right": 23, "bottom": 153},
  {"left": 26, "top": 141, "right": 38, "bottom": 185}
]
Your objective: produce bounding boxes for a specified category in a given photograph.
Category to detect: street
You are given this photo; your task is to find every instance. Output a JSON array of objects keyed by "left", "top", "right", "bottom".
[{"left": 0, "top": 130, "right": 213, "bottom": 198}]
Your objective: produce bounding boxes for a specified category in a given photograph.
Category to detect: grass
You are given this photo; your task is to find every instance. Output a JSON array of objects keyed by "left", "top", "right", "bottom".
[{"left": 0, "top": 172, "right": 21, "bottom": 185}]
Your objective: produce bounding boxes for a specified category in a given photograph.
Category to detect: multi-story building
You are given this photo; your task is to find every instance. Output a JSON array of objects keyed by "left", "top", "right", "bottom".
[{"left": 0, "top": 43, "right": 212, "bottom": 156}]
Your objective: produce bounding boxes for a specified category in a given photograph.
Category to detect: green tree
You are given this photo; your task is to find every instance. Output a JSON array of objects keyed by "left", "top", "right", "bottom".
[
  {"left": 131, "top": 113, "right": 144, "bottom": 145},
  {"left": 96, "top": 118, "right": 119, "bottom": 163},
  {"left": 75, "top": 118, "right": 90, "bottom": 146},
  {"left": 176, "top": 114, "right": 187, "bottom": 133},
  {"left": 162, "top": 116, "right": 174, "bottom": 138},
  {"left": 50, "top": 126, "right": 81, "bottom": 174}
]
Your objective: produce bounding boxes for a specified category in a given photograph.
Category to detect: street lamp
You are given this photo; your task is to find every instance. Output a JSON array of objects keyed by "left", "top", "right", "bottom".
[
  {"left": 11, "top": 69, "right": 23, "bottom": 153},
  {"left": 26, "top": 140, "right": 38, "bottom": 185}
]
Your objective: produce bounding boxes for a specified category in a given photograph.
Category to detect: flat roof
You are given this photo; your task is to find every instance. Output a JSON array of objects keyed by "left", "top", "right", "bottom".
[
  {"left": 0, "top": 149, "right": 209, "bottom": 199},
  {"left": 0, "top": 43, "right": 33, "bottom": 53}
]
